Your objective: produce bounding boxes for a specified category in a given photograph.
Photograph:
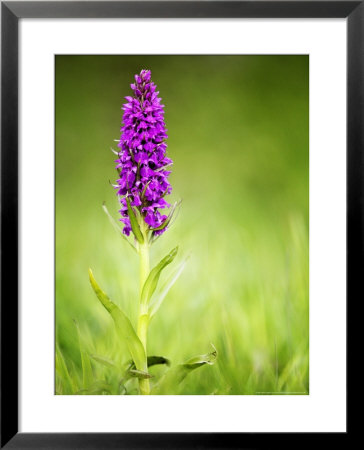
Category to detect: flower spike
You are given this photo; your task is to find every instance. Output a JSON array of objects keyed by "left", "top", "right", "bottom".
[{"left": 115, "top": 70, "right": 173, "bottom": 238}]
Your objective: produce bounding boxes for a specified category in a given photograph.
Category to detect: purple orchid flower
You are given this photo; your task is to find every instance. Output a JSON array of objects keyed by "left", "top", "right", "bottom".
[{"left": 115, "top": 70, "right": 172, "bottom": 237}]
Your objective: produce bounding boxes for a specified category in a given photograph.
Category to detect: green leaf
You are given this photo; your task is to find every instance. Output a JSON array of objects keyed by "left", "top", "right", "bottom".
[
  {"left": 150, "top": 201, "right": 182, "bottom": 244},
  {"left": 150, "top": 200, "right": 181, "bottom": 231},
  {"left": 147, "top": 356, "right": 171, "bottom": 367},
  {"left": 126, "top": 196, "right": 144, "bottom": 244},
  {"left": 152, "top": 345, "right": 218, "bottom": 394},
  {"left": 128, "top": 355, "right": 171, "bottom": 370},
  {"left": 121, "top": 356, "right": 170, "bottom": 386},
  {"left": 149, "top": 256, "right": 188, "bottom": 319},
  {"left": 182, "top": 344, "right": 218, "bottom": 370},
  {"left": 74, "top": 321, "right": 94, "bottom": 389},
  {"left": 102, "top": 202, "right": 137, "bottom": 253},
  {"left": 90, "top": 354, "right": 118, "bottom": 369},
  {"left": 89, "top": 269, "right": 146, "bottom": 372},
  {"left": 140, "top": 246, "right": 178, "bottom": 307},
  {"left": 177, "top": 344, "right": 218, "bottom": 383},
  {"left": 119, "top": 365, "right": 153, "bottom": 385},
  {"left": 129, "top": 369, "right": 153, "bottom": 379}
]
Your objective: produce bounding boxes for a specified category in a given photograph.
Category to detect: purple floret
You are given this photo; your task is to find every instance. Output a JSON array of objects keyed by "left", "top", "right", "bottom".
[{"left": 115, "top": 70, "right": 172, "bottom": 236}]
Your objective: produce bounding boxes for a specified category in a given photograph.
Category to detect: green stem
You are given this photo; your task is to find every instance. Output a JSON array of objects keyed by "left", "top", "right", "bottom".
[{"left": 137, "top": 232, "right": 150, "bottom": 395}]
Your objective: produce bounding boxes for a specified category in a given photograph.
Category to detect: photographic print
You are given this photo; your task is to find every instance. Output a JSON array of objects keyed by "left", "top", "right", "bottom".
[{"left": 55, "top": 55, "right": 309, "bottom": 395}]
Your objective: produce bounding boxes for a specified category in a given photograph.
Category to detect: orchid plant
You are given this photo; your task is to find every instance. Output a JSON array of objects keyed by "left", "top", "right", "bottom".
[{"left": 89, "top": 70, "right": 217, "bottom": 395}]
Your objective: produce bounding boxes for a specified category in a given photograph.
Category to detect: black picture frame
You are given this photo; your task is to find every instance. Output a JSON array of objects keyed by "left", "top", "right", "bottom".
[{"left": 1, "top": 1, "right": 356, "bottom": 448}]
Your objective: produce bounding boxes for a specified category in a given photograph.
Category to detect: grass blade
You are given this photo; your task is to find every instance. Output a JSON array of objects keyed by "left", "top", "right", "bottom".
[
  {"left": 76, "top": 380, "right": 112, "bottom": 395},
  {"left": 55, "top": 344, "right": 76, "bottom": 394},
  {"left": 90, "top": 354, "right": 118, "bottom": 369},
  {"left": 74, "top": 321, "right": 94, "bottom": 389}
]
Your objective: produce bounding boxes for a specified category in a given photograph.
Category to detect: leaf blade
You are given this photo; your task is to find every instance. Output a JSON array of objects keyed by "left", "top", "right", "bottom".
[
  {"left": 149, "top": 256, "right": 187, "bottom": 318},
  {"left": 128, "top": 355, "right": 171, "bottom": 370},
  {"left": 88, "top": 269, "right": 146, "bottom": 371},
  {"left": 182, "top": 344, "right": 218, "bottom": 369},
  {"left": 126, "top": 197, "right": 144, "bottom": 244},
  {"left": 150, "top": 200, "right": 180, "bottom": 231},
  {"left": 129, "top": 369, "right": 153, "bottom": 380},
  {"left": 102, "top": 202, "right": 137, "bottom": 252},
  {"left": 151, "top": 345, "right": 218, "bottom": 394},
  {"left": 140, "top": 246, "right": 178, "bottom": 307}
]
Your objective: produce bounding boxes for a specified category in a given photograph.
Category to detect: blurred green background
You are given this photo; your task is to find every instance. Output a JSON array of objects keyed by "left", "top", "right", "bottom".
[{"left": 56, "top": 55, "right": 309, "bottom": 395}]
